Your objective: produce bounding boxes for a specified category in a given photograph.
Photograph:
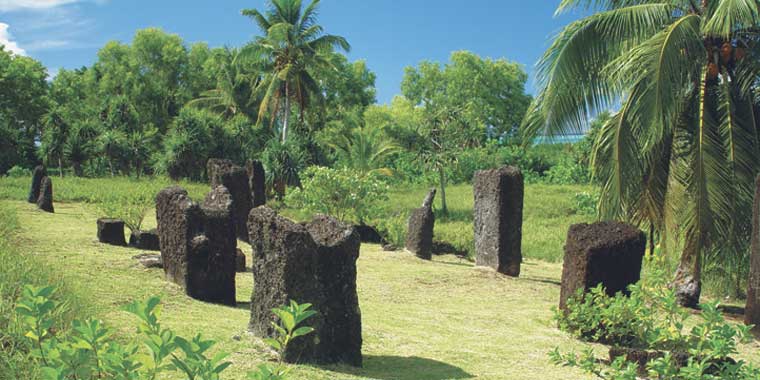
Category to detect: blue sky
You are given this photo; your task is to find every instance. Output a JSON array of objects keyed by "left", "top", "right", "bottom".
[{"left": 0, "top": 0, "right": 581, "bottom": 104}]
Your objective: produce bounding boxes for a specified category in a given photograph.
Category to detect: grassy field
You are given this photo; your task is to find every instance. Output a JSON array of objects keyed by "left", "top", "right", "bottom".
[
  {"left": 1, "top": 176, "right": 757, "bottom": 379},
  {"left": 3, "top": 199, "right": 604, "bottom": 380},
  {"left": 0, "top": 176, "right": 592, "bottom": 262}
]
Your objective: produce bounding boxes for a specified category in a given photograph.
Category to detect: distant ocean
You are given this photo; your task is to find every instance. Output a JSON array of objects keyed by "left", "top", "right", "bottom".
[{"left": 533, "top": 134, "right": 586, "bottom": 145}]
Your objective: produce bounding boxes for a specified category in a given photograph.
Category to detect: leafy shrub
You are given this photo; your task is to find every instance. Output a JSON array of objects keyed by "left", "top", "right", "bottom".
[
  {"left": 572, "top": 191, "right": 599, "bottom": 216},
  {"left": 16, "top": 285, "right": 230, "bottom": 380},
  {"left": 15, "top": 283, "right": 316, "bottom": 380},
  {"left": 374, "top": 212, "right": 408, "bottom": 248},
  {"left": 261, "top": 138, "right": 310, "bottom": 198},
  {"left": 285, "top": 166, "right": 389, "bottom": 224},
  {"left": 250, "top": 301, "right": 316, "bottom": 380},
  {"left": 91, "top": 182, "right": 154, "bottom": 233},
  {"left": 6, "top": 165, "right": 31, "bottom": 178},
  {"left": 545, "top": 156, "right": 590, "bottom": 185},
  {"left": 553, "top": 256, "right": 759, "bottom": 379}
]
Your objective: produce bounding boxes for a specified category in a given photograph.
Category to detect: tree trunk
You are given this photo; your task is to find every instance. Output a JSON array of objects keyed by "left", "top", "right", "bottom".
[
  {"left": 438, "top": 166, "right": 448, "bottom": 217},
  {"left": 58, "top": 156, "right": 63, "bottom": 178},
  {"left": 672, "top": 61, "right": 710, "bottom": 309},
  {"left": 282, "top": 83, "right": 290, "bottom": 143},
  {"left": 108, "top": 159, "right": 114, "bottom": 177},
  {"left": 72, "top": 162, "right": 83, "bottom": 177},
  {"left": 649, "top": 222, "right": 655, "bottom": 255},
  {"left": 672, "top": 235, "right": 702, "bottom": 308}
]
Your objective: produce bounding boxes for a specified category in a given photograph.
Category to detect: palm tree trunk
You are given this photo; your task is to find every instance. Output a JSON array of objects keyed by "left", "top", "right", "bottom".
[
  {"left": 673, "top": 235, "right": 702, "bottom": 308},
  {"left": 282, "top": 82, "right": 290, "bottom": 143},
  {"left": 438, "top": 166, "right": 448, "bottom": 217},
  {"left": 672, "top": 70, "right": 710, "bottom": 309}
]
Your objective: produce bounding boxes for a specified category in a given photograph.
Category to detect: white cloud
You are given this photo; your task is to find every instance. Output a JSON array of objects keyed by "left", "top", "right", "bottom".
[
  {"left": 0, "top": 22, "right": 25, "bottom": 55},
  {"left": 0, "top": 0, "right": 79, "bottom": 12}
]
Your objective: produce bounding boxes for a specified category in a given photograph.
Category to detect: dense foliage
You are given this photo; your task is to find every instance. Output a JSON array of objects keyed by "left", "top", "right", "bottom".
[
  {"left": 285, "top": 166, "right": 389, "bottom": 224},
  {"left": 525, "top": 0, "right": 760, "bottom": 306},
  {"left": 553, "top": 258, "right": 758, "bottom": 379}
]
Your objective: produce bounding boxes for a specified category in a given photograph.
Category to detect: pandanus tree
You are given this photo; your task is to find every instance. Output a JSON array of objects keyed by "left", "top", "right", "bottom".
[
  {"left": 523, "top": 0, "right": 760, "bottom": 307},
  {"left": 241, "top": 0, "right": 351, "bottom": 142}
]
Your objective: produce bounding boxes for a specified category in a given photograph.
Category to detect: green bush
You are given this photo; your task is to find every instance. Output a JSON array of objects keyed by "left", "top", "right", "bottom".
[
  {"left": 285, "top": 166, "right": 389, "bottom": 224},
  {"left": 374, "top": 212, "right": 408, "bottom": 248},
  {"left": 14, "top": 283, "right": 316, "bottom": 380},
  {"left": 6, "top": 165, "right": 31, "bottom": 178},
  {"left": 553, "top": 256, "right": 759, "bottom": 379},
  {"left": 249, "top": 301, "right": 316, "bottom": 380},
  {"left": 572, "top": 191, "right": 598, "bottom": 216},
  {"left": 261, "top": 138, "right": 310, "bottom": 198},
  {"left": 90, "top": 182, "right": 155, "bottom": 233},
  {"left": 16, "top": 285, "right": 230, "bottom": 380}
]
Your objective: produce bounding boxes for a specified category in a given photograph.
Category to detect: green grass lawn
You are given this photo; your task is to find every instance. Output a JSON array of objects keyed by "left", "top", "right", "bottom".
[
  {"left": 3, "top": 199, "right": 602, "bottom": 379},
  {"left": 2, "top": 177, "right": 758, "bottom": 379}
]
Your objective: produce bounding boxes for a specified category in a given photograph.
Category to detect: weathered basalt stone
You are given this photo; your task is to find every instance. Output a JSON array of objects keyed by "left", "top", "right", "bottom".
[
  {"left": 559, "top": 221, "right": 646, "bottom": 312},
  {"left": 28, "top": 165, "right": 46, "bottom": 203},
  {"left": 129, "top": 229, "right": 160, "bottom": 251},
  {"left": 247, "top": 208, "right": 363, "bottom": 366},
  {"left": 36, "top": 176, "right": 54, "bottom": 213},
  {"left": 354, "top": 224, "right": 384, "bottom": 244},
  {"left": 473, "top": 166, "right": 523, "bottom": 276},
  {"left": 746, "top": 175, "right": 760, "bottom": 329},
  {"left": 155, "top": 186, "right": 236, "bottom": 306},
  {"left": 235, "top": 248, "right": 246, "bottom": 272},
  {"left": 246, "top": 160, "right": 266, "bottom": 208},
  {"left": 133, "top": 253, "right": 162, "bottom": 268},
  {"left": 207, "top": 159, "right": 253, "bottom": 242},
  {"left": 405, "top": 189, "right": 436, "bottom": 259},
  {"left": 97, "top": 218, "right": 127, "bottom": 246},
  {"left": 307, "top": 215, "right": 362, "bottom": 367},
  {"left": 247, "top": 206, "right": 322, "bottom": 362}
]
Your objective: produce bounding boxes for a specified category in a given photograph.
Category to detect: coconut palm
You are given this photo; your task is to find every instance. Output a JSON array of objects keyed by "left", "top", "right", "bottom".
[
  {"left": 187, "top": 48, "right": 260, "bottom": 121},
  {"left": 328, "top": 125, "right": 400, "bottom": 177},
  {"left": 241, "top": 0, "right": 350, "bottom": 142},
  {"left": 523, "top": 0, "right": 760, "bottom": 307}
]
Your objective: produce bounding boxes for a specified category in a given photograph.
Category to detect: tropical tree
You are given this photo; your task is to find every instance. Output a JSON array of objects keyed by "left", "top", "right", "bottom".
[
  {"left": 241, "top": 0, "right": 351, "bottom": 142},
  {"left": 39, "top": 108, "right": 70, "bottom": 177},
  {"left": 328, "top": 125, "right": 400, "bottom": 177},
  {"left": 188, "top": 48, "right": 261, "bottom": 120},
  {"left": 96, "top": 129, "right": 127, "bottom": 177},
  {"left": 523, "top": 0, "right": 760, "bottom": 306}
]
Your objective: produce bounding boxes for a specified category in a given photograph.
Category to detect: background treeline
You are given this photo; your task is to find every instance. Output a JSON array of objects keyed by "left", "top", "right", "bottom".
[{"left": 0, "top": 27, "right": 592, "bottom": 189}]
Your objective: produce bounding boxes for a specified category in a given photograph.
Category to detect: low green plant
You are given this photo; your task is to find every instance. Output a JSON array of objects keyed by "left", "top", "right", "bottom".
[
  {"left": 248, "top": 301, "right": 316, "bottom": 380},
  {"left": 6, "top": 165, "right": 32, "bottom": 178},
  {"left": 286, "top": 166, "right": 389, "bottom": 224},
  {"left": 552, "top": 256, "right": 759, "bottom": 379},
  {"left": 91, "top": 182, "right": 154, "bottom": 233},
  {"left": 572, "top": 192, "right": 599, "bottom": 216},
  {"left": 15, "top": 285, "right": 230, "bottom": 380},
  {"left": 375, "top": 212, "right": 408, "bottom": 248}
]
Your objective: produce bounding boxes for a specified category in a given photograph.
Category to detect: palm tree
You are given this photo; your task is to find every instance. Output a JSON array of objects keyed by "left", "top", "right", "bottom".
[
  {"left": 96, "top": 129, "right": 126, "bottom": 177},
  {"left": 241, "top": 0, "right": 350, "bottom": 142},
  {"left": 188, "top": 48, "right": 260, "bottom": 121},
  {"left": 328, "top": 125, "right": 400, "bottom": 177},
  {"left": 523, "top": 0, "right": 760, "bottom": 307},
  {"left": 40, "top": 108, "right": 70, "bottom": 177}
]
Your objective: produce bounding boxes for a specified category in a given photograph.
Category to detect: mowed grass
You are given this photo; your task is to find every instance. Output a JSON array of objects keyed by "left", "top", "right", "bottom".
[
  {"left": 384, "top": 183, "right": 593, "bottom": 262},
  {"left": 4, "top": 199, "right": 603, "bottom": 380},
  {"left": 2, "top": 177, "right": 758, "bottom": 379}
]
